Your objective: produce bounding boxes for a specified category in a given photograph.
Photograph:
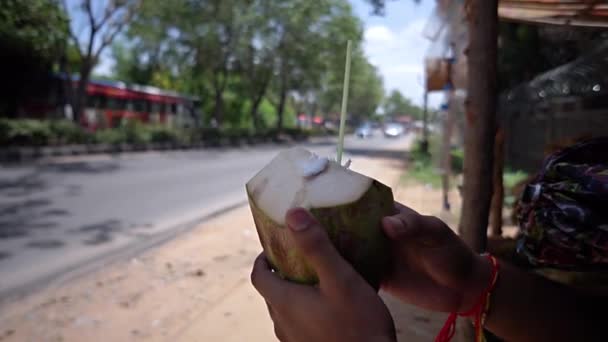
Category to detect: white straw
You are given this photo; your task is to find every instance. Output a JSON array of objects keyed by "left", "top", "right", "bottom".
[{"left": 336, "top": 40, "right": 352, "bottom": 164}]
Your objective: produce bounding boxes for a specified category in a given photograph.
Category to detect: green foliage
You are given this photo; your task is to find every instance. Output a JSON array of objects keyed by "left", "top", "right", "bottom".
[
  {"left": 93, "top": 129, "right": 126, "bottom": 146},
  {"left": 403, "top": 138, "right": 441, "bottom": 188},
  {"left": 405, "top": 162, "right": 442, "bottom": 188},
  {"left": 0, "top": 118, "right": 314, "bottom": 148},
  {"left": 383, "top": 89, "right": 424, "bottom": 119},
  {"left": 114, "top": 0, "right": 379, "bottom": 131},
  {"left": 0, "top": 0, "right": 69, "bottom": 114},
  {"left": 96, "top": 122, "right": 184, "bottom": 145},
  {"left": 0, "top": 119, "right": 52, "bottom": 146},
  {"left": 0, "top": 0, "right": 68, "bottom": 60},
  {"left": 503, "top": 169, "right": 529, "bottom": 190},
  {"left": 0, "top": 119, "right": 94, "bottom": 146},
  {"left": 49, "top": 120, "right": 88, "bottom": 145},
  {"left": 148, "top": 126, "right": 181, "bottom": 144},
  {"left": 450, "top": 148, "right": 464, "bottom": 174},
  {"left": 121, "top": 121, "right": 151, "bottom": 145},
  {"left": 503, "top": 169, "right": 530, "bottom": 206}
]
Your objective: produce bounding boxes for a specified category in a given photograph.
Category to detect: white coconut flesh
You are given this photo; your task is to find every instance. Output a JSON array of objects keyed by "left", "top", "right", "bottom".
[{"left": 246, "top": 147, "right": 372, "bottom": 225}]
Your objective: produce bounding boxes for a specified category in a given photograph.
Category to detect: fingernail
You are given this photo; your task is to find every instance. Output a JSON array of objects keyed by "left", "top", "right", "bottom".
[
  {"left": 385, "top": 216, "right": 406, "bottom": 234},
  {"left": 286, "top": 208, "right": 314, "bottom": 231}
]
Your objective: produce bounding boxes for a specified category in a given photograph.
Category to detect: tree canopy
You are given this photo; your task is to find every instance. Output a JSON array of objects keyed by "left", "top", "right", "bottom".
[
  {"left": 0, "top": 0, "right": 69, "bottom": 115},
  {"left": 110, "top": 0, "right": 387, "bottom": 130},
  {"left": 1, "top": 0, "right": 424, "bottom": 131},
  {"left": 383, "top": 89, "right": 424, "bottom": 119}
]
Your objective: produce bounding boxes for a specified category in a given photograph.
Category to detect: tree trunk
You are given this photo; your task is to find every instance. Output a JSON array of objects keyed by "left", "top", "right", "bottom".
[
  {"left": 212, "top": 89, "right": 224, "bottom": 126},
  {"left": 490, "top": 127, "right": 505, "bottom": 236},
  {"left": 72, "top": 64, "right": 92, "bottom": 123},
  {"left": 458, "top": 0, "right": 498, "bottom": 253},
  {"left": 250, "top": 74, "right": 271, "bottom": 132},
  {"left": 250, "top": 95, "right": 264, "bottom": 131},
  {"left": 276, "top": 89, "right": 287, "bottom": 132},
  {"left": 59, "top": 54, "right": 75, "bottom": 120},
  {"left": 275, "top": 73, "right": 288, "bottom": 132}
]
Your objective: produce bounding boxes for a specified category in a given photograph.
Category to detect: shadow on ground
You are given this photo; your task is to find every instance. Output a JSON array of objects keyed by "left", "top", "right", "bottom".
[
  {"left": 72, "top": 219, "right": 124, "bottom": 245},
  {"left": 0, "top": 198, "right": 60, "bottom": 239},
  {"left": 0, "top": 160, "right": 120, "bottom": 245}
]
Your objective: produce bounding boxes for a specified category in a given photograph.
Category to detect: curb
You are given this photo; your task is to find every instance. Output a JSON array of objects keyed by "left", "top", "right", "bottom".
[{"left": 0, "top": 136, "right": 332, "bottom": 164}]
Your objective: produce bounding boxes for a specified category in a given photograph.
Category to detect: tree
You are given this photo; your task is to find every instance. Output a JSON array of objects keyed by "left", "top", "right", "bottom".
[
  {"left": 349, "top": 59, "right": 384, "bottom": 121},
  {"left": 236, "top": 1, "right": 279, "bottom": 131},
  {"left": 458, "top": 0, "right": 498, "bottom": 253},
  {"left": 364, "top": 0, "right": 420, "bottom": 15},
  {"left": 382, "top": 89, "right": 424, "bottom": 119},
  {"left": 269, "top": 0, "right": 344, "bottom": 131},
  {"left": 62, "top": 0, "right": 139, "bottom": 122},
  {"left": 116, "top": 0, "right": 244, "bottom": 126},
  {"left": 267, "top": 0, "right": 383, "bottom": 128},
  {"left": 0, "top": 0, "right": 69, "bottom": 116},
  {"left": 186, "top": 0, "right": 247, "bottom": 126},
  {"left": 112, "top": 0, "right": 378, "bottom": 130}
]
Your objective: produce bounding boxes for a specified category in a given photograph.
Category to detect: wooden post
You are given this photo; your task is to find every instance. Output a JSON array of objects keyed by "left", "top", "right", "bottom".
[
  {"left": 422, "top": 91, "right": 429, "bottom": 154},
  {"left": 441, "top": 92, "right": 455, "bottom": 212},
  {"left": 490, "top": 127, "right": 505, "bottom": 236},
  {"left": 458, "top": 0, "right": 498, "bottom": 253}
]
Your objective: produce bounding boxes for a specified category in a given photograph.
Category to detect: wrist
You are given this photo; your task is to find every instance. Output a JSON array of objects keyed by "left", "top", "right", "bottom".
[{"left": 457, "top": 254, "right": 493, "bottom": 313}]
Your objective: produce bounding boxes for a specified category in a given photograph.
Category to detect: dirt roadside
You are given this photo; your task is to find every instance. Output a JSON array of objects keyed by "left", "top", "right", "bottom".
[{"left": 0, "top": 138, "right": 464, "bottom": 342}]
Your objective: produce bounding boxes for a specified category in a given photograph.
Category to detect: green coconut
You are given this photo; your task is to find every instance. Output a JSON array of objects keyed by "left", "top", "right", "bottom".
[{"left": 246, "top": 147, "right": 395, "bottom": 289}]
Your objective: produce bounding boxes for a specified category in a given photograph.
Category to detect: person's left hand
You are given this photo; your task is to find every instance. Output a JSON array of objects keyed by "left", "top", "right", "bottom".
[{"left": 251, "top": 208, "right": 396, "bottom": 342}]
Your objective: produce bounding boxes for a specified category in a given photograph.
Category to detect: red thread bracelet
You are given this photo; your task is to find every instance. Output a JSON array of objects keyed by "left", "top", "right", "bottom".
[{"left": 435, "top": 254, "right": 500, "bottom": 342}]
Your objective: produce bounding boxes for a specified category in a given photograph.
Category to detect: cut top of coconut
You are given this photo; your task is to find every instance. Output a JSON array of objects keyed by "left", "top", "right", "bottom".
[{"left": 246, "top": 147, "right": 372, "bottom": 225}]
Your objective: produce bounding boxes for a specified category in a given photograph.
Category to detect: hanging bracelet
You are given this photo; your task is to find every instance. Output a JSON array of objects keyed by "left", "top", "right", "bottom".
[{"left": 435, "top": 254, "right": 500, "bottom": 342}]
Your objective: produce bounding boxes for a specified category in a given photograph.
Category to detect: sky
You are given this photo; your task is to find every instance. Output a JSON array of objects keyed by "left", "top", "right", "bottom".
[
  {"left": 350, "top": 0, "right": 441, "bottom": 107},
  {"left": 92, "top": 0, "right": 441, "bottom": 108}
]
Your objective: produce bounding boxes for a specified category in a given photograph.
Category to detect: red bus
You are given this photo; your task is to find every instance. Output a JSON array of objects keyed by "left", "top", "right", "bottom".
[{"left": 20, "top": 75, "right": 201, "bottom": 130}]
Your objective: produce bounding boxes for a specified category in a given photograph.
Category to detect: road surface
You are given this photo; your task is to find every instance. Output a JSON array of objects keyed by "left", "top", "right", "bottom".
[{"left": 0, "top": 134, "right": 410, "bottom": 300}]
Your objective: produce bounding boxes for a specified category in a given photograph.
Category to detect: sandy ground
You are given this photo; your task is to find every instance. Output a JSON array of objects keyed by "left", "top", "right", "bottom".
[{"left": 0, "top": 141, "right": 469, "bottom": 342}]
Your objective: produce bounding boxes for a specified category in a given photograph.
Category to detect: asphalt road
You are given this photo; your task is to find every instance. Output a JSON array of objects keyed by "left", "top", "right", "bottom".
[{"left": 0, "top": 134, "right": 410, "bottom": 299}]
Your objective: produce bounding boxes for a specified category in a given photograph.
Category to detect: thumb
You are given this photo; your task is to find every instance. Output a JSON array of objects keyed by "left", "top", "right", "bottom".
[{"left": 285, "top": 208, "right": 360, "bottom": 291}]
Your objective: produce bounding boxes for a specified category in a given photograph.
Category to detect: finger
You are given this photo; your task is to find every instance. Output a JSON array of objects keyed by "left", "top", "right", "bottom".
[
  {"left": 265, "top": 300, "right": 276, "bottom": 320},
  {"left": 394, "top": 201, "right": 418, "bottom": 215},
  {"left": 273, "top": 322, "right": 288, "bottom": 342},
  {"left": 265, "top": 301, "right": 288, "bottom": 341},
  {"left": 382, "top": 206, "right": 448, "bottom": 245},
  {"left": 251, "top": 253, "right": 291, "bottom": 306},
  {"left": 382, "top": 205, "right": 421, "bottom": 240},
  {"left": 285, "top": 208, "right": 360, "bottom": 291}
]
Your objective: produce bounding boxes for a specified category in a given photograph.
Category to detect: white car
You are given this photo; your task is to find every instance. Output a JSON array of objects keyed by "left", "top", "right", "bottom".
[{"left": 383, "top": 123, "right": 404, "bottom": 138}]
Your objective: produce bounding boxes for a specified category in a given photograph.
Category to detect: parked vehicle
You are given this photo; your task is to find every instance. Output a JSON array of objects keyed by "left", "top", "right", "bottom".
[{"left": 383, "top": 122, "right": 404, "bottom": 138}]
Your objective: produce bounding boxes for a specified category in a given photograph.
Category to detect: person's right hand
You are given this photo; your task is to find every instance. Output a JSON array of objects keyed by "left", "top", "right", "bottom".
[
  {"left": 381, "top": 202, "right": 492, "bottom": 313},
  {"left": 252, "top": 208, "right": 396, "bottom": 342}
]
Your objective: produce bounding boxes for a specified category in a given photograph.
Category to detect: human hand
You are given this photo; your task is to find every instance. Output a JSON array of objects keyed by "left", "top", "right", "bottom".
[
  {"left": 381, "top": 203, "right": 491, "bottom": 313},
  {"left": 251, "top": 208, "right": 396, "bottom": 342}
]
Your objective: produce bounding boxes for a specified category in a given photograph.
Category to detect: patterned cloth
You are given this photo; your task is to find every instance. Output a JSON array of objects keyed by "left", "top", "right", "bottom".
[{"left": 517, "top": 137, "right": 608, "bottom": 269}]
